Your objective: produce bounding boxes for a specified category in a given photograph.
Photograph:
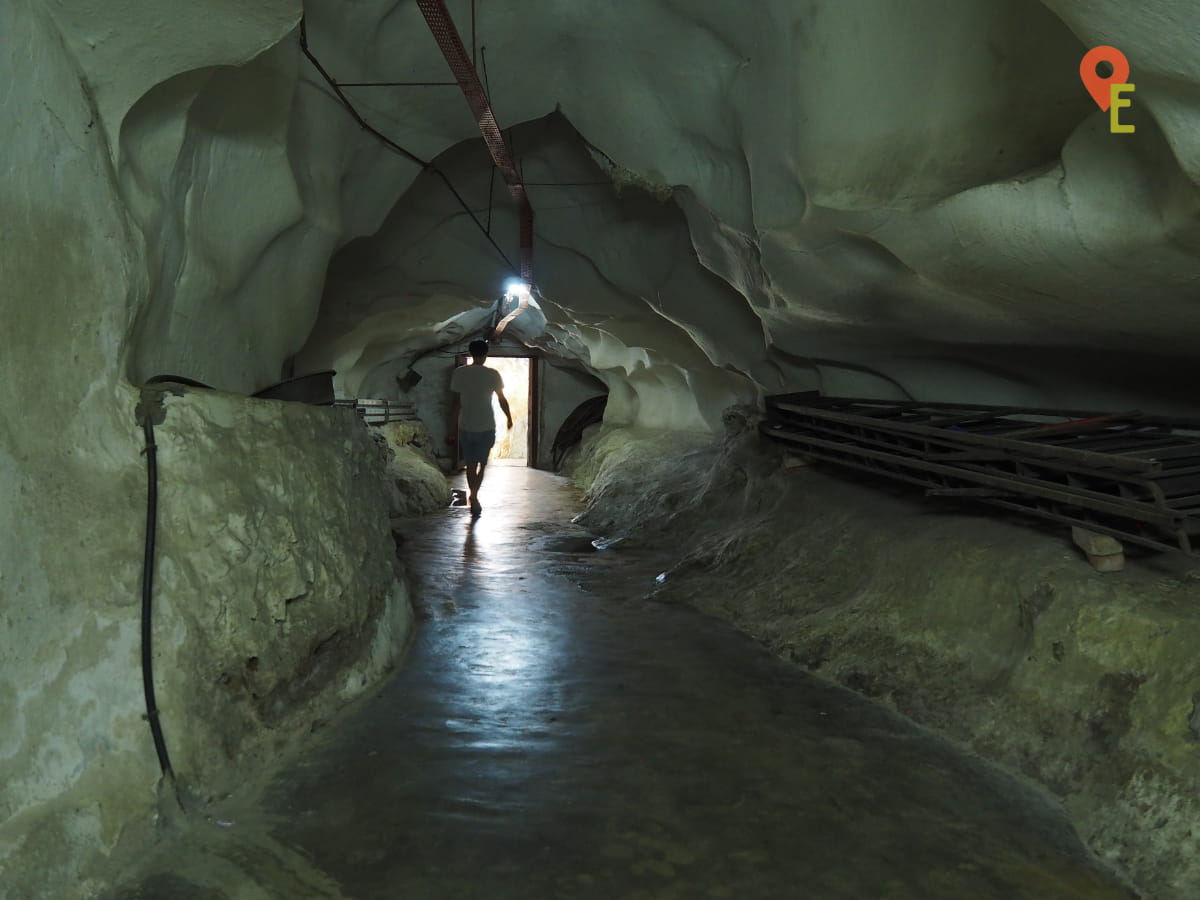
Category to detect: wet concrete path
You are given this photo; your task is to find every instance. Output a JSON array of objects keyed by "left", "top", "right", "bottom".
[{"left": 111, "top": 467, "right": 1136, "bottom": 899}]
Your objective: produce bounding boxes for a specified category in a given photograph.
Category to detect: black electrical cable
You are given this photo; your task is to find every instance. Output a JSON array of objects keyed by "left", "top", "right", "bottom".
[
  {"left": 140, "top": 415, "right": 176, "bottom": 785},
  {"left": 298, "top": 17, "right": 518, "bottom": 276},
  {"left": 551, "top": 395, "right": 608, "bottom": 469},
  {"left": 334, "top": 80, "right": 458, "bottom": 87},
  {"left": 486, "top": 164, "right": 496, "bottom": 233}
]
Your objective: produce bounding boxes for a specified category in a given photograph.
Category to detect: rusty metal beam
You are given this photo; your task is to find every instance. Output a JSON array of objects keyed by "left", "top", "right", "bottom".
[{"left": 416, "top": 0, "right": 534, "bottom": 281}]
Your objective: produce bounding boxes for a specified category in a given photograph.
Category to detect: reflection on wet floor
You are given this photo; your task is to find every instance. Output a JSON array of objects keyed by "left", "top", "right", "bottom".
[{"left": 108, "top": 467, "right": 1137, "bottom": 899}]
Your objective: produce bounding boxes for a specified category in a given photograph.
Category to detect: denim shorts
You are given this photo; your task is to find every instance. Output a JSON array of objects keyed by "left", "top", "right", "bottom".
[{"left": 460, "top": 429, "right": 496, "bottom": 464}]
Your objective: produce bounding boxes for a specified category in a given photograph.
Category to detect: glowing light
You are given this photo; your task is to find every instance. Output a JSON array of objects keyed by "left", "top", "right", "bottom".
[
  {"left": 504, "top": 279, "right": 531, "bottom": 300},
  {"left": 495, "top": 279, "right": 541, "bottom": 336}
]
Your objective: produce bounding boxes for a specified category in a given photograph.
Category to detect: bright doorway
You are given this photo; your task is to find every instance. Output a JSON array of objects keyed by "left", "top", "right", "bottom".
[{"left": 487, "top": 357, "right": 531, "bottom": 464}]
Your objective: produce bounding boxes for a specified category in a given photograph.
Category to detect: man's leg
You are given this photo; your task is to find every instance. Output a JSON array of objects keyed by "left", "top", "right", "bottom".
[
  {"left": 466, "top": 462, "right": 482, "bottom": 508},
  {"left": 462, "top": 431, "right": 482, "bottom": 511},
  {"left": 461, "top": 430, "right": 495, "bottom": 515},
  {"left": 469, "top": 462, "right": 484, "bottom": 515}
]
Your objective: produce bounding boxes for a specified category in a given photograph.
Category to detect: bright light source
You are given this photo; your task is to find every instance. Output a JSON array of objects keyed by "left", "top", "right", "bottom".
[{"left": 495, "top": 279, "right": 541, "bottom": 336}]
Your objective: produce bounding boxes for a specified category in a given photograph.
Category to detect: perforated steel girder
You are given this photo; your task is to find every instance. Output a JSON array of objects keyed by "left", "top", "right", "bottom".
[{"left": 416, "top": 0, "right": 534, "bottom": 281}]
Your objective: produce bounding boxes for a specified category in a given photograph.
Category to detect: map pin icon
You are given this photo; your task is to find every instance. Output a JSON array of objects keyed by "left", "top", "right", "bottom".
[{"left": 1080, "top": 46, "right": 1130, "bottom": 111}]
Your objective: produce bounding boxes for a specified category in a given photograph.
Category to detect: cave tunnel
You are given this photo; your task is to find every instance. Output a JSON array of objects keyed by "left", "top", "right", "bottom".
[{"left": 5, "top": 0, "right": 1200, "bottom": 897}]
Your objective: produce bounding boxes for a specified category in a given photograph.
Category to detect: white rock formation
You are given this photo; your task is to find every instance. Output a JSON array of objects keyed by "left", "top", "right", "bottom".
[
  {"left": 374, "top": 420, "right": 451, "bottom": 516},
  {"left": 5, "top": 0, "right": 1200, "bottom": 894}
]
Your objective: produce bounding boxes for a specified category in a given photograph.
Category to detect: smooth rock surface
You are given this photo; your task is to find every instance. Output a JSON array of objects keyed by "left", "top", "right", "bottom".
[
  {"left": 2, "top": 4, "right": 161, "bottom": 892},
  {"left": 295, "top": 0, "right": 1200, "bottom": 422},
  {"left": 373, "top": 420, "right": 450, "bottom": 517}
]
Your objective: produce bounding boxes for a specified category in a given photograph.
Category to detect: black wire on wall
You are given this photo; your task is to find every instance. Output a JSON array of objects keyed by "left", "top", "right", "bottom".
[{"left": 138, "top": 412, "right": 178, "bottom": 796}]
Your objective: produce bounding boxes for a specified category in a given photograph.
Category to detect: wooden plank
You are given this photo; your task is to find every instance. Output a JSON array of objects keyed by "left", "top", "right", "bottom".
[
  {"left": 1146, "top": 471, "right": 1200, "bottom": 496},
  {"left": 771, "top": 402, "right": 1161, "bottom": 473},
  {"left": 767, "top": 394, "right": 1200, "bottom": 432},
  {"left": 1000, "top": 412, "right": 1137, "bottom": 440},
  {"left": 762, "top": 427, "right": 1179, "bottom": 524},
  {"left": 924, "top": 450, "right": 1012, "bottom": 463},
  {"left": 853, "top": 402, "right": 927, "bottom": 418},
  {"left": 925, "top": 487, "right": 1017, "bottom": 498},
  {"left": 982, "top": 499, "right": 1185, "bottom": 555},
  {"left": 781, "top": 445, "right": 1187, "bottom": 554},
  {"left": 947, "top": 459, "right": 1160, "bottom": 508},
  {"left": 1116, "top": 443, "right": 1200, "bottom": 460},
  {"left": 923, "top": 408, "right": 1021, "bottom": 427},
  {"left": 1071, "top": 437, "right": 1181, "bottom": 454},
  {"left": 773, "top": 417, "right": 1164, "bottom": 492}
]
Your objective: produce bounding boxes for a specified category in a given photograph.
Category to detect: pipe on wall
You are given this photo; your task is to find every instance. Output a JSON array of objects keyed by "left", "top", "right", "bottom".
[{"left": 139, "top": 412, "right": 176, "bottom": 786}]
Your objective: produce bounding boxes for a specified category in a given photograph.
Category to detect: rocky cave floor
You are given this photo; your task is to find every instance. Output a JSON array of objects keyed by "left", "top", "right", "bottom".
[{"left": 101, "top": 465, "right": 1139, "bottom": 900}]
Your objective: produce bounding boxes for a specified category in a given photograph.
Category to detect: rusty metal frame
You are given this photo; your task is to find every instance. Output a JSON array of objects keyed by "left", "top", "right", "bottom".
[
  {"left": 416, "top": 0, "right": 534, "bottom": 281},
  {"left": 762, "top": 393, "right": 1200, "bottom": 556}
]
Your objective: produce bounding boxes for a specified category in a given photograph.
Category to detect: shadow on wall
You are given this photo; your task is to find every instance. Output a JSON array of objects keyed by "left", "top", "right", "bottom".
[{"left": 889, "top": 343, "right": 1200, "bottom": 417}]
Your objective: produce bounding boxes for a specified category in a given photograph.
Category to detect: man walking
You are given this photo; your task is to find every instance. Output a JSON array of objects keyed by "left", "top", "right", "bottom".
[{"left": 450, "top": 340, "right": 513, "bottom": 516}]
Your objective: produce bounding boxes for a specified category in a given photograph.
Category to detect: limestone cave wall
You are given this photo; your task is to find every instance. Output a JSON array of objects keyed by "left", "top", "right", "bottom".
[
  {"left": 0, "top": 4, "right": 410, "bottom": 896},
  {"left": 7, "top": 0, "right": 1200, "bottom": 895},
  {"left": 298, "top": 0, "right": 1200, "bottom": 423}
]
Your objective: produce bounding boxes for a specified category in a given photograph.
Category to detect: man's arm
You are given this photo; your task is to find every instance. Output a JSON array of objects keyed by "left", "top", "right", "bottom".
[{"left": 496, "top": 390, "right": 513, "bottom": 429}]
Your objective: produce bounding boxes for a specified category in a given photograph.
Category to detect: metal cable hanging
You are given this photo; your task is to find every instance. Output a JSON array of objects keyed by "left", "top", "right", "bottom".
[
  {"left": 298, "top": 17, "right": 520, "bottom": 278},
  {"left": 414, "top": 0, "right": 535, "bottom": 283}
]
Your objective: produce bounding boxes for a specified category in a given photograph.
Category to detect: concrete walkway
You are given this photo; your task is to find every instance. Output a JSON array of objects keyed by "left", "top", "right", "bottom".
[{"left": 110, "top": 467, "right": 1136, "bottom": 899}]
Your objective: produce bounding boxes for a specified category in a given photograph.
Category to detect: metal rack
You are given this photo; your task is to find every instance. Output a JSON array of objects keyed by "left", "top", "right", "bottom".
[
  {"left": 761, "top": 392, "right": 1200, "bottom": 556},
  {"left": 335, "top": 399, "right": 422, "bottom": 426}
]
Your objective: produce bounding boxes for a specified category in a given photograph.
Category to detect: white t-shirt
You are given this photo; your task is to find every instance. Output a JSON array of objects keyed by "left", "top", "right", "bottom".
[{"left": 451, "top": 364, "right": 503, "bottom": 431}]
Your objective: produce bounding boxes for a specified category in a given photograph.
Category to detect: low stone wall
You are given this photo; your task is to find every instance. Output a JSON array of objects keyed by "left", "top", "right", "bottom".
[
  {"left": 0, "top": 386, "right": 412, "bottom": 899},
  {"left": 572, "top": 423, "right": 1200, "bottom": 898},
  {"left": 374, "top": 420, "right": 450, "bottom": 517},
  {"left": 149, "top": 388, "right": 412, "bottom": 800}
]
